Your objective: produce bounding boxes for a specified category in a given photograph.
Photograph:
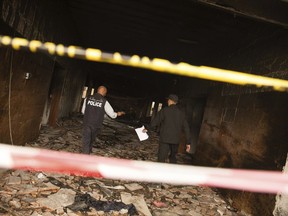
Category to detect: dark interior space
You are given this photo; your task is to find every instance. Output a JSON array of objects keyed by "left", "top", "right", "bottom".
[
  {"left": 2, "top": 0, "right": 288, "bottom": 215},
  {"left": 64, "top": 0, "right": 288, "bottom": 98}
]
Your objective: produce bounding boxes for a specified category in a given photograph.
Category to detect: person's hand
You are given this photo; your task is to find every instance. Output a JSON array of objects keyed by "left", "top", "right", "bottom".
[
  {"left": 142, "top": 129, "right": 148, "bottom": 133},
  {"left": 117, "top": 111, "right": 125, "bottom": 116},
  {"left": 186, "top": 144, "right": 191, "bottom": 153}
]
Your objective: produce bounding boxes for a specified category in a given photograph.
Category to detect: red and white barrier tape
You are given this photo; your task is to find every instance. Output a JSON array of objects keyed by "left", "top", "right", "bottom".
[{"left": 0, "top": 143, "right": 288, "bottom": 194}]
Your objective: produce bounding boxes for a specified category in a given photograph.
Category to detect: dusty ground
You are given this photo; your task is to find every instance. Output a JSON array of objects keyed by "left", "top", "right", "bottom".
[{"left": 0, "top": 115, "right": 250, "bottom": 216}]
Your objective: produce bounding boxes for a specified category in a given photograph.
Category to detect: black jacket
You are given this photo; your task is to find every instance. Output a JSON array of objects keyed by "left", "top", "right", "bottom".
[{"left": 150, "top": 104, "right": 191, "bottom": 144}]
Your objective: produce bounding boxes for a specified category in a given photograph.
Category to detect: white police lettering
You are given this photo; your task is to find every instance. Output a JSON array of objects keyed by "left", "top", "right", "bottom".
[{"left": 87, "top": 100, "right": 103, "bottom": 107}]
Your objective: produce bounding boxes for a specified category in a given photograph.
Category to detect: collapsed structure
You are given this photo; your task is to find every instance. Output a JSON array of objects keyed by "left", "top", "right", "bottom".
[{"left": 1, "top": 0, "right": 288, "bottom": 215}]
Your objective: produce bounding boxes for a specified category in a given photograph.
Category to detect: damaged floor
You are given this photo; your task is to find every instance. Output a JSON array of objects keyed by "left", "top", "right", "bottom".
[{"left": 0, "top": 115, "right": 250, "bottom": 216}]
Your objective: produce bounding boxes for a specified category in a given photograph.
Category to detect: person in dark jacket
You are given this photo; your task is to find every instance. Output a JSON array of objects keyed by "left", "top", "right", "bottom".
[
  {"left": 145, "top": 94, "right": 191, "bottom": 163},
  {"left": 81, "top": 86, "right": 125, "bottom": 154}
]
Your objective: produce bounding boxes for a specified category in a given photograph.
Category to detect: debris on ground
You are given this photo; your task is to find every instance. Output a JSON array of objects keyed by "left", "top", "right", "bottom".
[{"left": 0, "top": 116, "right": 250, "bottom": 216}]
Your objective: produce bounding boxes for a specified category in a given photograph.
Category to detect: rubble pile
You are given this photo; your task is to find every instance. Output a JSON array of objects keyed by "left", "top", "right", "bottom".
[{"left": 0, "top": 115, "right": 249, "bottom": 216}]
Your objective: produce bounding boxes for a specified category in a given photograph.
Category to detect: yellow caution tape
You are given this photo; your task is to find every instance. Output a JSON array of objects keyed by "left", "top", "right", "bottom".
[{"left": 1, "top": 35, "right": 288, "bottom": 91}]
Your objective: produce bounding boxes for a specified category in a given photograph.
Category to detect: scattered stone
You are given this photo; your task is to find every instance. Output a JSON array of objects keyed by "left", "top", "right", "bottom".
[
  {"left": 7, "top": 176, "right": 21, "bottom": 185},
  {"left": 9, "top": 199, "right": 21, "bottom": 208},
  {"left": 56, "top": 207, "right": 65, "bottom": 215},
  {"left": 103, "top": 185, "right": 125, "bottom": 190},
  {"left": 160, "top": 190, "right": 174, "bottom": 199},
  {"left": 31, "top": 211, "right": 42, "bottom": 216},
  {"left": 37, "top": 173, "right": 46, "bottom": 179},
  {"left": 121, "top": 192, "right": 152, "bottom": 216},
  {"left": 188, "top": 210, "right": 202, "bottom": 216},
  {"left": 177, "top": 192, "right": 192, "bottom": 199},
  {"left": 100, "top": 186, "right": 113, "bottom": 197},
  {"left": 153, "top": 210, "right": 179, "bottom": 216},
  {"left": 226, "top": 205, "right": 238, "bottom": 212},
  {"left": 37, "top": 188, "right": 76, "bottom": 210},
  {"left": 18, "top": 187, "right": 39, "bottom": 195},
  {"left": 217, "top": 206, "right": 226, "bottom": 215},
  {"left": 51, "top": 188, "right": 76, "bottom": 204},
  {"left": 21, "top": 196, "right": 36, "bottom": 203},
  {"left": 124, "top": 183, "right": 144, "bottom": 191},
  {"left": 0, "top": 116, "right": 250, "bottom": 216},
  {"left": 42, "top": 212, "right": 55, "bottom": 216}
]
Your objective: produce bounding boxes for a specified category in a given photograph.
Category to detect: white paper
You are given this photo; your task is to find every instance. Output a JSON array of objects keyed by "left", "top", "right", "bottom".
[{"left": 135, "top": 126, "right": 149, "bottom": 141}]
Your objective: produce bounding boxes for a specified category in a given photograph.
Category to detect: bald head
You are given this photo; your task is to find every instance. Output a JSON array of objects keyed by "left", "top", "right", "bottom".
[{"left": 97, "top": 86, "right": 107, "bottom": 96}]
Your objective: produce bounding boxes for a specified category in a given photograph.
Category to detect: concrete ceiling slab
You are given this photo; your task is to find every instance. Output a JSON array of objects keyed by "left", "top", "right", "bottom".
[{"left": 62, "top": 0, "right": 288, "bottom": 97}]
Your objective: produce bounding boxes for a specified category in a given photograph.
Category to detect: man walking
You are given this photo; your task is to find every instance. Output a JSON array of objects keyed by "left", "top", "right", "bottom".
[
  {"left": 81, "top": 86, "right": 125, "bottom": 154},
  {"left": 146, "top": 94, "right": 191, "bottom": 163}
]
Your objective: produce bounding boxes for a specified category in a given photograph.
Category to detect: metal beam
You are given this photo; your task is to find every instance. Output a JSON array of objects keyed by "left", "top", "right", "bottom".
[{"left": 194, "top": 0, "right": 288, "bottom": 27}]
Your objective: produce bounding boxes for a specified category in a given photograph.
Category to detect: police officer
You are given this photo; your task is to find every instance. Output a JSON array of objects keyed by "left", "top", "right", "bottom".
[{"left": 81, "top": 86, "right": 125, "bottom": 154}]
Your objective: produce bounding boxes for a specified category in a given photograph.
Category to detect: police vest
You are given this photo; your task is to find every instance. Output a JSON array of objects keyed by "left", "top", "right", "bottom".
[{"left": 83, "top": 94, "right": 107, "bottom": 128}]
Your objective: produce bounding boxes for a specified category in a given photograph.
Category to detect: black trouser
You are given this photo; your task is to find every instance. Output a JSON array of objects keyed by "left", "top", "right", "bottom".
[
  {"left": 82, "top": 125, "right": 101, "bottom": 154},
  {"left": 157, "top": 142, "right": 179, "bottom": 164}
]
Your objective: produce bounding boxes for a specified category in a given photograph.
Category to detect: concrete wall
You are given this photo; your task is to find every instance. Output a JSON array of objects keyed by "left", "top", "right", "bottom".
[
  {"left": 198, "top": 90, "right": 288, "bottom": 167},
  {"left": 0, "top": 0, "right": 86, "bottom": 144},
  {"left": 0, "top": 44, "right": 55, "bottom": 144},
  {"left": 195, "top": 28, "right": 288, "bottom": 215}
]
